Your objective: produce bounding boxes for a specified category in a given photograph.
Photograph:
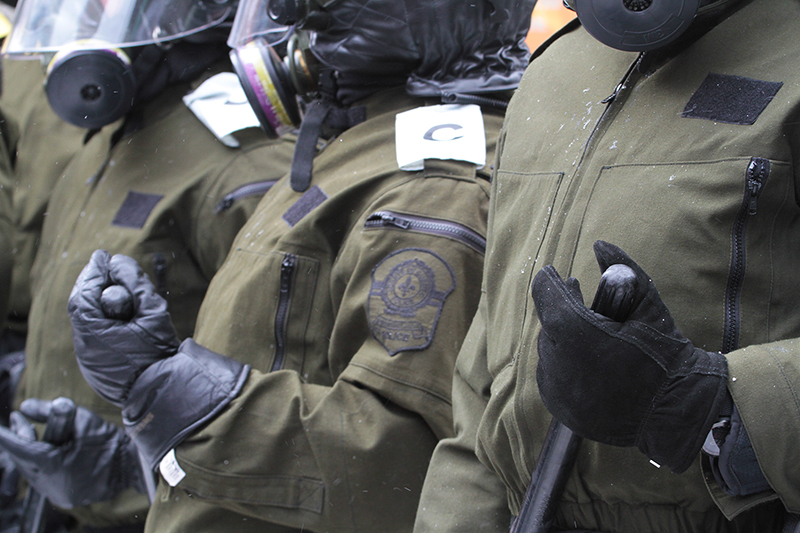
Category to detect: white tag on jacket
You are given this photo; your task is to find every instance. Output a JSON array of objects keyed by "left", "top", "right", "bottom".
[
  {"left": 159, "top": 449, "right": 187, "bottom": 487},
  {"left": 395, "top": 104, "right": 486, "bottom": 171},
  {"left": 183, "top": 72, "right": 260, "bottom": 148}
]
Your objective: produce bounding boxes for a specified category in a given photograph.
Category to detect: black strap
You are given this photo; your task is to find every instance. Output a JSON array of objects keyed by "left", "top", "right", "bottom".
[
  {"left": 289, "top": 68, "right": 366, "bottom": 192},
  {"left": 326, "top": 105, "right": 367, "bottom": 130},
  {"left": 290, "top": 98, "right": 332, "bottom": 192}
]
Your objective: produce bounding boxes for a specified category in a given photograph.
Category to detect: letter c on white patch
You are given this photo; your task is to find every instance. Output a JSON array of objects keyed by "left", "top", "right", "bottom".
[{"left": 423, "top": 123, "right": 464, "bottom": 142}]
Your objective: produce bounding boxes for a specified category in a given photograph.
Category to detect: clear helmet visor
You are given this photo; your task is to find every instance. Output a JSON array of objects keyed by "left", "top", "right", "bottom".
[
  {"left": 4, "top": 0, "right": 235, "bottom": 55},
  {"left": 227, "top": 0, "right": 291, "bottom": 49}
]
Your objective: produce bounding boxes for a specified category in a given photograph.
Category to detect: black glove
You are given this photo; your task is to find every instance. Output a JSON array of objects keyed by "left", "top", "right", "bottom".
[
  {"left": 0, "top": 351, "right": 24, "bottom": 426},
  {"left": 0, "top": 450, "right": 20, "bottom": 509},
  {"left": 122, "top": 339, "right": 250, "bottom": 470},
  {"left": 70, "top": 251, "right": 250, "bottom": 471},
  {"left": 68, "top": 249, "right": 180, "bottom": 407},
  {"left": 531, "top": 241, "right": 729, "bottom": 473},
  {"left": 0, "top": 398, "right": 149, "bottom": 509}
]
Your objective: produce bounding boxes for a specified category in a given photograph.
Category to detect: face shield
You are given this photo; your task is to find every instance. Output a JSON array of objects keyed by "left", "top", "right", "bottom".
[
  {"left": 227, "top": 0, "right": 293, "bottom": 48},
  {"left": 3, "top": 0, "right": 236, "bottom": 56},
  {"left": 227, "top": 0, "right": 324, "bottom": 138}
]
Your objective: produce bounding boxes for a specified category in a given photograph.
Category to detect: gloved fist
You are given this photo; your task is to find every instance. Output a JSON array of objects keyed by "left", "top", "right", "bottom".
[
  {"left": 0, "top": 398, "right": 148, "bottom": 509},
  {"left": 532, "top": 241, "right": 729, "bottom": 473},
  {"left": 69, "top": 250, "right": 180, "bottom": 407},
  {"left": 68, "top": 252, "right": 248, "bottom": 473}
]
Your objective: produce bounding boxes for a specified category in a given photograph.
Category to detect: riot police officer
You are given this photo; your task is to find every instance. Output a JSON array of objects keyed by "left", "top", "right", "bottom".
[
  {"left": 68, "top": 0, "right": 536, "bottom": 531},
  {"left": 416, "top": 0, "right": 800, "bottom": 531}
]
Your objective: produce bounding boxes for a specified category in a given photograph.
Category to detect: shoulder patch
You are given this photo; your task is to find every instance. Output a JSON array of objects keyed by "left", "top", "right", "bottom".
[
  {"left": 368, "top": 248, "right": 456, "bottom": 356},
  {"left": 395, "top": 104, "right": 486, "bottom": 171},
  {"left": 112, "top": 191, "right": 163, "bottom": 228},
  {"left": 282, "top": 185, "right": 328, "bottom": 227},
  {"left": 183, "top": 72, "right": 260, "bottom": 147},
  {"left": 682, "top": 73, "right": 782, "bottom": 125}
]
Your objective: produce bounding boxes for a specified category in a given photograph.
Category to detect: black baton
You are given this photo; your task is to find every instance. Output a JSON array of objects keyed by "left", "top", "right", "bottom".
[{"left": 511, "top": 264, "right": 638, "bottom": 533}]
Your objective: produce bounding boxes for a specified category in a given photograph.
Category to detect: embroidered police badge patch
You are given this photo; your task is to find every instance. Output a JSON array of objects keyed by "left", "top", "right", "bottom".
[{"left": 368, "top": 248, "right": 456, "bottom": 356}]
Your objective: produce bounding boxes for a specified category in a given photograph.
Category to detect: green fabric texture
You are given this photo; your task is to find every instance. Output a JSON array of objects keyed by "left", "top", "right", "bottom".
[
  {"left": 17, "top": 62, "right": 295, "bottom": 528},
  {"left": 0, "top": 58, "right": 88, "bottom": 337},
  {"left": 415, "top": 0, "right": 800, "bottom": 531},
  {"left": 0, "top": 127, "right": 13, "bottom": 329},
  {"left": 143, "top": 87, "right": 501, "bottom": 532}
]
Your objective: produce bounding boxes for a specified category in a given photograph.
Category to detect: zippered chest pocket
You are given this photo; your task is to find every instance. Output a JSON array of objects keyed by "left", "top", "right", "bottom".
[
  {"left": 571, "top": 158, "right": 793, "bottom": 352},
  {"left": 193, "top": 248, "right": 322, "bottom": 376},
  {"left": 364, "top": 211, "right": 486, "bottom": 254}
]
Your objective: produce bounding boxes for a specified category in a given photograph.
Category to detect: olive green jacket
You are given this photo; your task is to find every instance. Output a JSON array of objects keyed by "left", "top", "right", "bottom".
[
  {"left": 19, "top": 66, "right": 295, "bottom": 527},
  {"left": 0, "top": 107, "right": 14, "bottom": 328},
  {"left": 0, "top": 58, "right": 88, "bottom": 339},
  {"left": 0, "top": 131, "right": 13, "bottom": 330},
  {"left": 415, "top": 1, "right": 800, "bottom": 532},
  {"left": 144, "top": 88, "right": 501, "bottom": 532}
]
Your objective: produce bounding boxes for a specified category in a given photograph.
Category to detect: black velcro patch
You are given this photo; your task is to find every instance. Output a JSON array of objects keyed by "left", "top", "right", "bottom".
[
  {"left": 282, "top": 185, "right": 328, "bottom": 227},
  {"left": 112, "top": 191, "right": 164, "bottom": 228},
  {"left": 682, "top": 73, "right": 782, "bottom": 125}
]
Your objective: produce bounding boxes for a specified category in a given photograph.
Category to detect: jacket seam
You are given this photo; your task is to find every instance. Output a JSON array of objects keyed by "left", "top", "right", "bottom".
[{"left": 347, "top": 361, "right": 451, "bottom": 406}]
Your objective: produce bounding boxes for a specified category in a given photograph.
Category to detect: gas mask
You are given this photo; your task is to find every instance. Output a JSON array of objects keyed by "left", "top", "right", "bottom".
[
  {"left": 3, "top": 0, "right": 237, "bottom": 129},
  {"left": 563, "top": 0, "right": 700, "bottom": 51},
  {"left": 227, "top": 0, "right": 428, "bottom": 137}
]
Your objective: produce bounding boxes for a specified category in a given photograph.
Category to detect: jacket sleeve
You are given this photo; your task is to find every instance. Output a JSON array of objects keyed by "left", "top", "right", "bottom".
[
  {"left": 0, "top": 139, "right": 12, "bottom": 325},
  {"left": 414, "top": 293, "right": 513, "bottom": 532},
  {"left": 167, "top": 173, "right": 490, "bottom": 532},
  {"left": 704, "top": 339, "right": 800, "bottom": 518},
  {"left": 190, "top": 134, "right": 296, "bottom": 279}
]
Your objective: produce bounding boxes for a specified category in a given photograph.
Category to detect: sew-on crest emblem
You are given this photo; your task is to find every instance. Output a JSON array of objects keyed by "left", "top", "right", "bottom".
[{"left": 368, "top": 248, "right": 455, "bottom": 356}]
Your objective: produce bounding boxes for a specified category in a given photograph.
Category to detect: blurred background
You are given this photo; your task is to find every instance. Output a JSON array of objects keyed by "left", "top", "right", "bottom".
[{"left": 526, "top": 0, "right": 576, "bottom": 51}]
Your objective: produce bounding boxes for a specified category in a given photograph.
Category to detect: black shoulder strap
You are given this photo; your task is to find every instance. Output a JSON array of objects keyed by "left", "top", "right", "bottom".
[{"left": 530, "top": 18, "right": 581, "bottom": 64}]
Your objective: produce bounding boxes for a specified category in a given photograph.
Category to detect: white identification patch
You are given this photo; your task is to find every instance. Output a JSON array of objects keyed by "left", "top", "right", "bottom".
[
  {"left": 183, "top": 72, "right": 261, "bottom": 147},
  {"left": 159, "top": 449, "right": 187, "bottom": 487},
  {"left": 395, "top": 104, "right": 486, "bottom": 171}
]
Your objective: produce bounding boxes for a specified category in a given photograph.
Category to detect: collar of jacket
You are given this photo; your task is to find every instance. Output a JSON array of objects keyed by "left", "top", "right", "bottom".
[
  {"left": 636, "top": 0, "right": 755, "bottom": 73},
  {"left": 110, "top": 58, "right": 233, "bottom": 144}
]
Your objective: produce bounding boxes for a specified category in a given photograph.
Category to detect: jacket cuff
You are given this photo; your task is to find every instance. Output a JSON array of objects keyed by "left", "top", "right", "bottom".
[
  {"left": 705, "top": 404, "right": 771, "bottom": 496},
  {"left": 122, "top": 338, "right": 250, "bottom": 471}
]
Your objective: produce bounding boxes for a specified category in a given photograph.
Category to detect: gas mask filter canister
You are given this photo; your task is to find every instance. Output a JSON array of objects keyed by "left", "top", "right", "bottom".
[
  {"left": 569, "top": 0, "right": 700, "bottom": 51},
  {"left": 229, "top": 38, "right": 299, "bottom": 138},
  {"left": 45, "top": 40, "right": 137, "bottom": 129}
]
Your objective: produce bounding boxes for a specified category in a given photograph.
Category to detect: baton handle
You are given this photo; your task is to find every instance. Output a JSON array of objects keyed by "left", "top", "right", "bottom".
[
  {"left": 511, "top": 264, "right": 637, "bottom": 533},
  {"left": 19, "top": 398, "right": 77, "bottom": 533}
]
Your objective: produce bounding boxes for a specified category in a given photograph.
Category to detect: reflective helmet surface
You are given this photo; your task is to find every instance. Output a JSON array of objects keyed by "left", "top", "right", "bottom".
[
  {"left": 4, "top": 0, "right": 236, "bottom": 55},
  {"left": 3, "top": 0, "right": 236, "bottom": 129}
]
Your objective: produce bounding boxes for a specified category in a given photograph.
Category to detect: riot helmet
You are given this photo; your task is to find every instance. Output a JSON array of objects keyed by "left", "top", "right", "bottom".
[{"left": 3, "top": 0, "right": 237, "bottom": 128}]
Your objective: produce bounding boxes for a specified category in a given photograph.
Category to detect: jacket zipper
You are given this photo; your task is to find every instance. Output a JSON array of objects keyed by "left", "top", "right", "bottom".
[
  {"left": 271, "top": 253, "right": 296, "bottom": 372},
  {"left": 364, "top": 211, "right": 486, "bottom": 254},
  {"left": 215, "top": 179, "right": 279, "bottom": 213},
  {"left": 722, "top": 157, "right": 770, "bottom": 353},
  {"left": 590, "top": 53, "right": 646, "bottom": 150},
  {"left": 153, "top": 253, "right": 168, "bottom": 297},
  {"left": 542, "top": 54, "right": 647, "bottom": 263}
]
